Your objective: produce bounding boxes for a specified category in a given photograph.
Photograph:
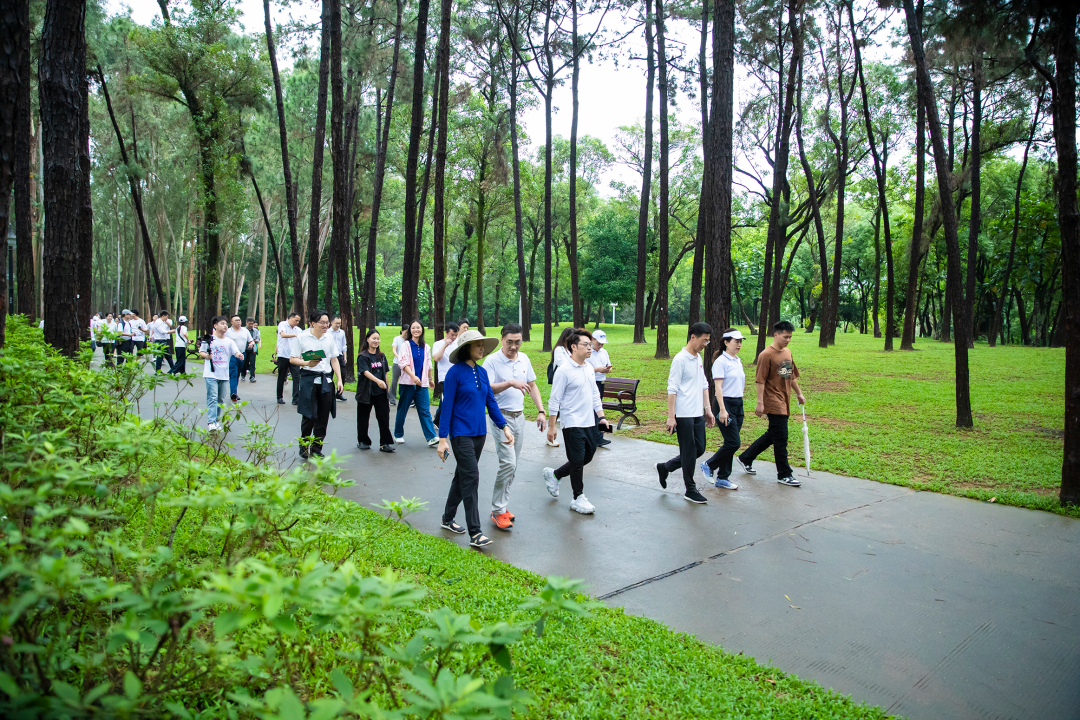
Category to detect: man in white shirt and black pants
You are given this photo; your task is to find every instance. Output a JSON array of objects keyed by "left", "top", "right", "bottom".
[
  {"left": 656, "top": 322, "right": 715, "bottom": 504},
  {"left": 276, "top": 312, "right": 302, "bottom": 405},
  {"left": 150, "top": 311, "right": 176, "bottom": 373},
  {"left": 543, "top": 328, "right": 613, "bottom": 515},
  {"left": 484, "top": 323, "right": 547, "bottom": 530}
]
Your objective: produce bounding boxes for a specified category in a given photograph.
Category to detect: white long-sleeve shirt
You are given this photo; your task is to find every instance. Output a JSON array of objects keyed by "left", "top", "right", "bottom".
[{"left": 548, "top": 358, "right": 602, "bottom": 428}]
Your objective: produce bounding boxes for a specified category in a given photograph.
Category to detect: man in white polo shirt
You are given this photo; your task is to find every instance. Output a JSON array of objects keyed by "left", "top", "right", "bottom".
[
  {"left": 224, "top": 315, "right": 254, "bottom": 402},
  {"left": 656, "top": 322, "right": 715, "bottom": 504},
  {"left": 431, "top": 321, "right": 460, "bottom": 427},
  {"left": 483, "top": 323, "right": 546, "bottom": 531},
  {"left": 586, "top": 329, "right": 614, "bottom": 447},
  {"left": 150, "top": 311, "right": 176, "bottom": 373}
]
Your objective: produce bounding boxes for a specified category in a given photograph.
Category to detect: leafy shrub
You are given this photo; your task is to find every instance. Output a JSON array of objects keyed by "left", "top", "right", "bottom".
[{"left": 0, "top": 318, "right": 592, "bottom": 719}]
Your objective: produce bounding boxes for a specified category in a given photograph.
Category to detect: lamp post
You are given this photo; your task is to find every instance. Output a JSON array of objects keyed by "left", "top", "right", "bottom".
[{"left": 609, "top": 302, "right": 618, "bottom": 325}]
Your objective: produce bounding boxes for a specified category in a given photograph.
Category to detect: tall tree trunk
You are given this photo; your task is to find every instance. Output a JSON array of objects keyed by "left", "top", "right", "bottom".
[
  {"left": 901, "top": 38, "right": 926, "bottom": 351},
  {"left": 633, "top": 5, "right": 655, "bottom": 345},
  {"left": 962, "top": 52, "right": 982, "bottom": 349},
  {"left": 97, "top": 67, "right": 168, "bottom": 313},
  {"left": 702, "top": 0, "right": 734, "bottom": 336},
  {"left": 1026, "top": 8, "right": 1079, "bottom": 504},
  {"left": 40, "top": 0, "right": 88, "bottom": 354},
  {"left": 432, "top": 0, "right": 451, "bottom": 340},
  {"left": 991, "top": 86, "right": 1042, "bottom": 347},
  {"left": 400, "top": 0, "right": 430, "bottom": 324},
  {"left": 687, "top": 0, "right": 708, "bottom": 329},
  {"left": 13, "top": 0, "right": 33, "bottom": 322},
  {"left": 508, "top": 6, "right": 529, "bottom": 340},
  {"left": 329, "top": 0, "right": 354, "bottom": 381},
  {"left": 568, "top": 0, "right": 583, "bottom": 328},
  {"left": 850, "top": 6, "right": 894, "bottom": 349},
  {"left": 871, "top": 204, "right": 881, "bottom": 336},
  {"left": 264, "top": 0, "right": 305, "bottom": 316},
  {"left": 306, "top": 0, "right": 332, "bottom": 318},
  {"left": 542, "top": 74, "right": 554, "bottom": 351},
  {"left": 795, "top": 52, "right": 828, "bottom": 337},
  {"left": 902, "top": 0, "right": 972, "bottom": 428},
  {"left": 654, "top": 0, "right": 670, "bottom": 359},
  {"left": 363, "top": 0, "right": 403, "bottom": 329}
]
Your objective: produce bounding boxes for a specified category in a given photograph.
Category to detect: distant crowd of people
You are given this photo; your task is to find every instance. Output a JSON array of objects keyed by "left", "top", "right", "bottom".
[{"left": 89, "top": 308, "right": 808, "bottom": 551}]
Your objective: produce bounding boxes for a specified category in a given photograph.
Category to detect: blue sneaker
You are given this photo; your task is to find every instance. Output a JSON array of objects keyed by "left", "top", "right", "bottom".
[
  {"left": 714, "top": 478, "right": 739, "bottom": 490},
  {"left": 700, "top": 461, "right": 715, "bottom": 481}
]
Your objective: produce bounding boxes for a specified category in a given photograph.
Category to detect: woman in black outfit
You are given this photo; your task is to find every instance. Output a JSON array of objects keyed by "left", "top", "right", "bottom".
[{"left": 356, "top": 329, "right": 395, "bottom": 452}]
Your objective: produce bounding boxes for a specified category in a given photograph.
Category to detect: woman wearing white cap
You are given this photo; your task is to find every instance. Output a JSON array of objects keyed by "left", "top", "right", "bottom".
[
  {"left": 169, "top": 316, "right": 190, "bottom": 374},
  {"left": 586, "top": 329, "right": 614, "bottom": 447},
  {"left": 700, "top": 328, "right": 745, "bottom": 489},
  {"left": 437, "top": 329, "right": 514, "bottom": 549}
]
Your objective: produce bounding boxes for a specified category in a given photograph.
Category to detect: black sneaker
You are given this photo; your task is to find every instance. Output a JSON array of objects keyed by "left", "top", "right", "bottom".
[
  {"left": 656, "top": 462, "right": 669, "bottom": 489},
  {"left": 777, "top": 476, "right": 802, "bottom": 487},
  {"left": 470, "top": 533, "right": 493, "bottom": 548},
  {"left": 291, "top": 399, "right": 298, "bottom": 405},
  {"left": 684, "top": 489, "right": 708, "bottom": 504},
  {"left": 357, "top": 442, "right": 371, "bottom": 450},
  {"left": 231, "top": 394, "right": 239, "bottom": 403},
  {"left": 277, "top": 398, "right": 285, "bottom": 405},
  {"left": 299, "top": 450, "right": 309, "bottom": 459},
  {"left": 441, "top": 521, "right": 466, "bottom": 534},
  {"left": 736, "top": 456, "right": 756, "bottom": 475},
  {"left": 379, "top": 444, "right": 395, "bottom": 453}
]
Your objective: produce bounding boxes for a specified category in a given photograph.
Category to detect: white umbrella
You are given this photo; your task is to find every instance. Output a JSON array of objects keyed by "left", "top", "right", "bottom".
[{"left": 800, "top": 403, "right": 812, "bottom": 477}]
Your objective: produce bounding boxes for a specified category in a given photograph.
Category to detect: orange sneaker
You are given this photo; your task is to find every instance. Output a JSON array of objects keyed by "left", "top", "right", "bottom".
[
  {"left": 508, "top": 512, "right": 516, "bottom": 521},
  {"left": 491, "top": 511, "right": 514, "bottom": 530}
]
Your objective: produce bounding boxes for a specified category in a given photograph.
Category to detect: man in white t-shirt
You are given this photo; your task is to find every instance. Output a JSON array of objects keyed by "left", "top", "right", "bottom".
[
  {"left": 89, "top": 313, "right": 101, "bottom": 351},
  {"left": 290, "top": 312, "right": 344, "bottom": 459},
  {"left": 115, "top": 309, "right": 136, "bottom": 364},
  {"left": 241, "top": 317, "right": 262, "bottom": 383},
  {"left": 150, "top": 311, "right": 176, "bottom": 373},
  {"left": 656, "top": 322, "right": 715, "bottom": 505},
  {"left": 483, "top": 323, "right": 546, "bottom": 530},
  {"left": 586, "top": 329, "right": 614, "bottom": 447},
  {"left": 329, "top": 316, "right": 348, "bottom": 400},
  {"left": 131, "top": 311, "right": 148, "bottom": 354},
  {"left": 276, "top": 312, "right": 302, "bottom": 405},
  {"left": 224, "top": 315, "right": 254, "bottom": 402},
  {"left": 198, "top": 315, "right": 244, "bottom": 431},
  {"left": 431, "top": 321, "right": 460, "bottom": 426},
  {"left": 169, "top": 316, "right": 190, "bottom": 374}
]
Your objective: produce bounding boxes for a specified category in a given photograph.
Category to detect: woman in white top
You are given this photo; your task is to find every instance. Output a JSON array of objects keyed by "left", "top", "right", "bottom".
[
  {"left": 545, "top": 326, "right": 577, "bottom": 447},
  {"left": 290, "top": 309, "right": 344, "bottom": 459},
  {"left": 393, "top": 320, "right": 437, "bottom": 445},
  {"left": 170, "top": 316, "right": 190, "bottom": 374},
  {"left": 701, "top": 328, "right": 747, "bottom": 490}
]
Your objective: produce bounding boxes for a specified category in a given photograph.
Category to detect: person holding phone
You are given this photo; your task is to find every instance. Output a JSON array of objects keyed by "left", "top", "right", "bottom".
[
  {"left": 290, "top": 310, "right": 344, "bottom": 459},
  {"left": 437, "top": 330, "right": 513, "bottom": 550},
  {"left": 656, "top": 322, "right": 715, "bottom": 505},
  {"left": 700, "top": 328, "right": 746, "bottom": 490},
  {"left": 543, "top": 329, "right": 613, "bottom": 515},
  {"left": 198, "top": 316, "right": 245, "bottom": 432},
  {"left": 355, "top": 329, "right": 394, "bottom": 452}
]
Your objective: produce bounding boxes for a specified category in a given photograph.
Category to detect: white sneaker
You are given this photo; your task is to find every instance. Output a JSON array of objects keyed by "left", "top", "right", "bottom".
[
  {"left": 427, "top": 438, "right": 439, "bottom": 447},
  {"left": 546, "top": 438, "right": 560, "bottom": 447},
  {"left": 543, "top": 467, "right": 560, "bottom": 497},
  {"left": 570, "top": 496, "right": 595, "bottom": 514},
  {"left": 207, "top": 422, "right": 219, "bottom": 432},
  {"left": 395, "top": 437, "right": 405, "bottom": 444}
]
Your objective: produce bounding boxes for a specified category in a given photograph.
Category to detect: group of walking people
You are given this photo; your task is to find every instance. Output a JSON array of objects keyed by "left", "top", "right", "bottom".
[{"left": 91, "top": 309, "right": 191, "bottom": 373}]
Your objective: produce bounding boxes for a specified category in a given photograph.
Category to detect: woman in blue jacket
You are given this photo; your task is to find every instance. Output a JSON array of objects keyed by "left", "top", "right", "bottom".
[{"left": 437, "top": 330, "right": 515, "bottom": 549}]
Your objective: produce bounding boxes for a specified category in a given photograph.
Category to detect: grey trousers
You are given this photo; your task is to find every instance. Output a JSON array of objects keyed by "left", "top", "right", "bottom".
[{"left": 488, "top": 411, "right": 526, "bottom": 514}]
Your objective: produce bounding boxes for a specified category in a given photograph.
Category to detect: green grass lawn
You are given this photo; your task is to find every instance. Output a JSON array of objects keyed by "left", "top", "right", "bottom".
[{"left": 251, "top": 322, "right": 1069, "bottom": 516}]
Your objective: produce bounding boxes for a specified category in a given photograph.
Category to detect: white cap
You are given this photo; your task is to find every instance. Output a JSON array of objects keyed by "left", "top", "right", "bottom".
[
  {"left": 178, "top": 316, "right": 187, "bottom": 323},
  {"left": 723, "top": 329, "right": 746, "bottom": 340},
  {"left": 593, "top": 330, "right": 608, "bottom": 344}
]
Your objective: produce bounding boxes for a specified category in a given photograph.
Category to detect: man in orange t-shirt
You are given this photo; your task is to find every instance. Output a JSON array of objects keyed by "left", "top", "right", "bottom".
[{"left": 737, "top": 320, "right": 807, "bottom": 487}]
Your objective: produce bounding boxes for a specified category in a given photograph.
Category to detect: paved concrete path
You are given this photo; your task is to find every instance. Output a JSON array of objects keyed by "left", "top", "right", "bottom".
[{"left": 146, "top": 370, "right": 1080, "bottom": 720}]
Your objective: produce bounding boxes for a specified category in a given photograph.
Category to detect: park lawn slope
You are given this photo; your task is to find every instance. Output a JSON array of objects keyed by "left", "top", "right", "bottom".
[{"left": 254, "top": 323, "right": 1067, "bottom": 516}]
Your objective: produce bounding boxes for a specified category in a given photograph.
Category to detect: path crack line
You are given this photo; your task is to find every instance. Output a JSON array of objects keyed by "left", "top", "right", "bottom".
[{"left": 597, "top": 493, "right": 907, "bottom": 601}]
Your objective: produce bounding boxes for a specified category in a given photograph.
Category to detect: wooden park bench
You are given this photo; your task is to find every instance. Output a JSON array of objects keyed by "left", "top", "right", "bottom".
[{"left": 601, "top": 378, "right": 641, "bottom": 430}]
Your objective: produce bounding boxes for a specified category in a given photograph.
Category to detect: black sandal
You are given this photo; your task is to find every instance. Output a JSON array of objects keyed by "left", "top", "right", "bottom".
[
  {"left": 470, "top": 534, "right": 493, "bottom": 548},
  {"left": 441, "top": 521, "right": 465, "bottom": 534}
]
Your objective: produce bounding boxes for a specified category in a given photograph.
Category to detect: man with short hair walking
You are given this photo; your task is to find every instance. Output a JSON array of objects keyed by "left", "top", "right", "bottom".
[
  {"left": 738, "top": 320, "right": 807, "bottom": 487},
  {"left": 276, "top": 312, "right": 302, "bottom": 405},
  {"left": 150, "top": 311, "right": 176, "bottom": 373},
  {"left": 225, "top": 315, "right": 254, "bottom": 402},
  {"left": 242, "top": 317, "right": 261, "bottom": 382},
  {"left": 484, "top": 323, "right": 547, "bottom": 530},
  {"left": 431, "top": 322, "right": 460, "bottom": 427},
  {"left": 656, "top": 322, "right": 716, "bottom": 504}
]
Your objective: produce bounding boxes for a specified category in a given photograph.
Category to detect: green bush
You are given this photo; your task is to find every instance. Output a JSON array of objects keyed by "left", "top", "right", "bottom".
[{"left": 0, "top": 318, "right": 590, "bottom": 719}]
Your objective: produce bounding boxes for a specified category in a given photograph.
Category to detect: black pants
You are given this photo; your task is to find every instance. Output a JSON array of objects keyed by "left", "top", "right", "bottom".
[
  {"left": 594, "top": 382, "right": 611, "bottom": 445},
  {"left": 741, "top": 413, "right": 792, "bottom": 479},
  {"left": 443, "top": 434, "right": 486, "bottom": 537},
  {"left": 170, "top": 347, "right": 187, "bottom": 374},
  {"left": 116, "top": 340, "right": 134, "bottom": 365},
  {"left": 277, "top": 356, "right": 299, "bottom": 402},
  {"left": 134, "top": 340, "right": 147, "bottom": 355},
  {"left": 357, "top": 393, "right": 393, "bottom": 446},
  {"left": 153, "top": 339, "right": 175, "bottom": 372},
  {"left": 242, "top": 348, "right": 258, "bottom": 378},
  {"left": 101, "top": 343, "right": 115, "bottom": 367},
  {"left": 554, "top": 426, "right": 598, "bottom": 499},
  {"left": 663, "top": 416, "right": 705, "bottom": 493},
  {"left": 706, "top": 397, "right": 744, "bottom": 480},
  {"left": 300, "top": 387, "right": 334, "bottom": 454}
]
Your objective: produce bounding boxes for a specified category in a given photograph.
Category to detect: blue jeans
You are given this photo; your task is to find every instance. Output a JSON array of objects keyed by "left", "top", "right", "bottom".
[
  {"left": 229, "top": 356, "right": 243, "bottom": 397},
  {"left": 394, "top": 384, "right": 436, "bottom": 441},
  {"left": 205, "top": 378, "right": 228, "bottom": 424}
]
